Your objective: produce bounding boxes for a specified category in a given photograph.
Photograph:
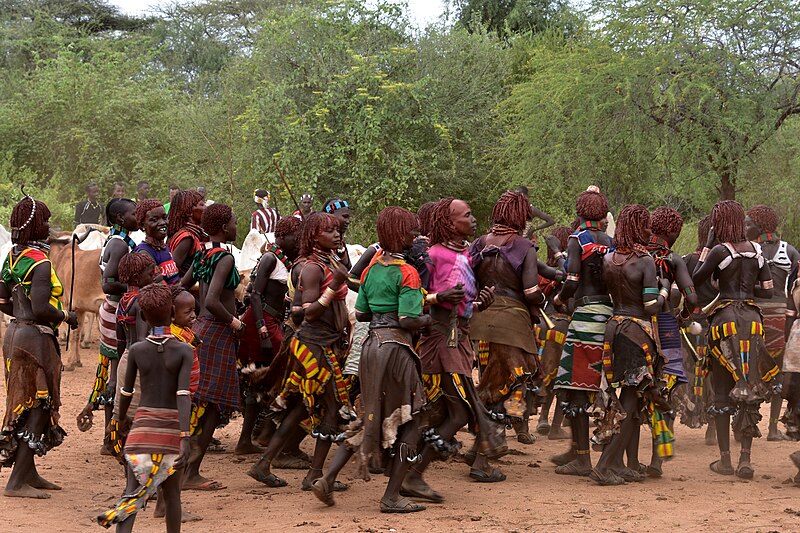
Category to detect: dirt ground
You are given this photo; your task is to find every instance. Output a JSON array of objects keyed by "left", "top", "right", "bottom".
[{"left": 2, "top": 339, "right": 800, "bottom": 533}]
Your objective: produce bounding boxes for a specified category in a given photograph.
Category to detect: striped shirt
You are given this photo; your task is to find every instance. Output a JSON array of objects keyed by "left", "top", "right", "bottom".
[{"left": 251, "top": 208, "right": 280, "bottom": 233}]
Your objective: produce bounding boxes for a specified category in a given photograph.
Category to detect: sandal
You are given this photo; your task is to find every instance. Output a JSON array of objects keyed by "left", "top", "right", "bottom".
[
  {"left": 380, "top": 497, "right": 426, "bottom": 513},
  {"left": 590, "top": 468, "right": 626, "bottom": 486},
  {"left": 554, "top": 459, "right": 592, "bottom": 477},
  {"left": 247, "top": 468, "right": 288, "bottom": 487},
  {"left": 302, "top": 478, "right": 348, "bottom": 491},
  {"left": 399, "top": 480, "right": 444, "bottom": 503},
  {"left": 615, "top": 467, "right": 644, "bottom": 482},
  {"left": 735, "top": 463, "right": 754, "bottom": 480},
  {"left": 646, "top": 464, "right": 663, "bottom": 478},
  {"left": 517, "top": 432, "right": 536, "bottom": 445},
  {"left": 311, "top": 478, "right": 335, "bottom": 506},
  {"left": 469, "top": 468, "right": 506, "bottom": 483},
  {"left": 709, "top": 460, "right": 734, "bottom": 476}
]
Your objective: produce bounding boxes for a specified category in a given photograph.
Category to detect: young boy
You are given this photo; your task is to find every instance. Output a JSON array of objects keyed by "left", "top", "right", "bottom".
[{"left": 97, "top": 283, "right": 193, "bottom": 531}]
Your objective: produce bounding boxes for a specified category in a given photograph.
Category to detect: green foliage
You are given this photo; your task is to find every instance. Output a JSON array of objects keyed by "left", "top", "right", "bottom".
[{"left": 1, "top": 0, "right": 800, "bottom": 247}]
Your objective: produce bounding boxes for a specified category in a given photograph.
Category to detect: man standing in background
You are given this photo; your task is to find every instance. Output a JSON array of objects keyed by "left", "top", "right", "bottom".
[
  {"left": 164, "top": 184, "right": 180, "bottom": 213},
  {"left": 74, "top": 182, "right": 105, "bottom": 226},
  {"left": 251, "top": 189, "right": 280, "bottom": 233},
  {"left": 136, "top": 180, "right": 151, "bottom": 202}
]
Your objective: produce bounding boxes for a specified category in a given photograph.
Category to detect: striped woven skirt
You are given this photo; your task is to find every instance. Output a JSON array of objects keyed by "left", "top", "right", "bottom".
[{"left": 98, "top": 297, "right": 120, "bottom": 359}]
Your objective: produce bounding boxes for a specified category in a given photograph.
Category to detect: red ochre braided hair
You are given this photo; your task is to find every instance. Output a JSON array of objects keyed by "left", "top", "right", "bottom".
[
  {"left": 134, "top": 199, "right": 164, "bottom": 228},
  {"left": 10, "top": 196, "right": 50, "bottom": 244},
  {"left": 137, "top": 282, "right": 174, "bottom": 317},
  {"left": 650, "top": 207, "right": 683, "bottom": 238},
  {"left": 201, "top": 203, "right": 233, "bottom": 237},
  {"left": 746, "top": 204, "right": 779, "bottom": 234},
  {"left": 417, "top": 201, "right": 436, "bottom": 237},
  {"left": 491, "top": 191, "right": 532, "bottom": 231},
  {"left": 696, "top": 215, "right": 712, "bottom": 251},
  {"left": 377, "top": 206, "right": 419, "bottom": 254},
  {"left": 615, "top": 204, "right": 650, "bottom": 252},
  {"left": 275, "top": 215, "right": 302, "bottom": 240},
  {"left": 428, "top": 198, "right": 459, "bottom": 246},
  {"left": 118, "top": 251, "right": 156, "bottom": 285},
  {"left": 711, "top": 200, "right": 746, "bottom": 244},
  {"left": 299, "top": 212, "right": 340, "bottom": 258},
  {"left": 575, "top": 190, "right": 609, "bottom": 221},
  {"left": 167, "top": 190, "right": 204, "bottom": 237}
]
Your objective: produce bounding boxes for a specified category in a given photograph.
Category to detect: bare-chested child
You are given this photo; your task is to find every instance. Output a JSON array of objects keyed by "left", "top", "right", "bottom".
[
  {"left": 97, "top": 283, "right": 192, "bottom": 532},
  {"left": 694, "top": 200, "right": 778, "bottom": 479}
]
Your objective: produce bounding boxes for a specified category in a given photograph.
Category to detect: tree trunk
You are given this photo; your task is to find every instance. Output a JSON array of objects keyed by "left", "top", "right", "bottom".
[{"left": 719, "top": 170, "right": 736, "bottom": 200}]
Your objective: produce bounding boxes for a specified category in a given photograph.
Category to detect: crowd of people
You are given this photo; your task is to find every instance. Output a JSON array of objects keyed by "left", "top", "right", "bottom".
[{"left": 3, "top": 184, "right": 800, "bottom": 531}]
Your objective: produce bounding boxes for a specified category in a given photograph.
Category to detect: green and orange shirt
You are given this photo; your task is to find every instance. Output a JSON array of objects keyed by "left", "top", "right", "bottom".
[
  {"left": 1, "top": 245, "right": 64, "bottom": 330},
  {"left": 356, "top": 252, "right": 423, "bottom": 317}
]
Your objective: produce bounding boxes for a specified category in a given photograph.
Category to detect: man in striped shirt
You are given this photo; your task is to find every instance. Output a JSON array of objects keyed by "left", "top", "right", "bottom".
[{"left": 251, "top": 189, "right": 280, "bottom": 233}]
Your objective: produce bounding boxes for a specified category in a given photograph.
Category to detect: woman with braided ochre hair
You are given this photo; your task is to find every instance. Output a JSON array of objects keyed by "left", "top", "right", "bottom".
[
  {"left": 401, "top": 197, "right": 498, "bottom": 503},
  {"left": 745, "top": 204, "right": 800, "bottom": 441},
  {"left": 694, "top": 200, "right": 779, "bottom": 480},
  {"left": 593, "top": 204, "right": 670, "bottom": 485},
  {"left": 310, "top": 206, "right": 431, "bottom": 512},
  {"left": 469, "top": 191, "right": 542, "bottom": 481},
  {"left": 168, "top": 189, "right": 207, "bottom": 278},
  {"left": 645, "top": 206, "right": 698, "bottom": 477},
  {"left": 551, "top": 189, "right": 613, "bottom": 477},
  {"left": 249, "top": 212, "right": 352, "bottom": 490},
  {"left": 0, "top": 194, "right": 78, "bottom": 498}
]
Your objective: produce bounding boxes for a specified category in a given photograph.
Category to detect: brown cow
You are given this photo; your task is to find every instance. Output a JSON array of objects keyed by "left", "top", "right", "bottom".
[{"left": 49, "top": 234, "right": 104, "bottom": 370}]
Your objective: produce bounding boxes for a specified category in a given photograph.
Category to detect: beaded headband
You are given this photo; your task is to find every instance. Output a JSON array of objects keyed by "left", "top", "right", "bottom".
[{"left": 324, "top": 200, "right": 348, "bottom": 213}]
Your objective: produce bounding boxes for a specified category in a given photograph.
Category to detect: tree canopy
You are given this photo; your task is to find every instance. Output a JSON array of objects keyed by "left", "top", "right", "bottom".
[{"left": 0, "top": 0, "right": 798, "bottom": 249}]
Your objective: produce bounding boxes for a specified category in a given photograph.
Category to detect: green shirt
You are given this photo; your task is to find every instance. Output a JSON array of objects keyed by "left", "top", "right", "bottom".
[{"left": 356, "top": 254, "right": 423, "bottom": 317}]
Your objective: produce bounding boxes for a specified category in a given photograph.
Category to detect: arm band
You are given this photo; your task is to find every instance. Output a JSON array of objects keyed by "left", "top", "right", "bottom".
[
  {"left": 425, "top": 293, "right": 438, "bottom": 305},
  {"left": 659, "top": 288, "right": 670, "bottom": 299},
  {"left": 555, "top": 252, "right": 567, "bottom": 260},
  {"left": 644, "top": 299, "right": 660, "bottom": 307},
  {"left": 0, "top": 297, "right": 10, "bottom": 304},
  {"left": 786, "top": 309, "right": 798, "bottom": 318},
  {"left": 761, "top": 279, "right": 774, "bottom": 290},
  {"left": 698, "top": 247, "right": 710, "bottom": 262},
  {"left": 524, "top": 286, "right": 542, "bottom": 296},
  {"left": 318, "top": 287, "right": 336, "bottom": 307},
  {"left": 682, "top": 286, "right": 696, "bottom": 297},
  {"left": 180, "top": 431, "right": 191, "bottom": 438},
  {"left": 176, "top": 390, "right": 191, "bottom": 396},
  {"left": 642, "top": 287, "right": 660, "bottom": 295},
  {"left": 119, "top": 387, "right": 134, "bottom": 397},
  {"left": 566, "top": 273, "right": 580, "bottom": 282}
]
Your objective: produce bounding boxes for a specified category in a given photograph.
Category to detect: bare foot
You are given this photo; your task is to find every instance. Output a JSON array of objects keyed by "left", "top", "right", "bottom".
[
  {"left": 547, "top": 426, "right": 570, "bottom": 440},
  {"left": 4, "top": 484, "right": 51, "bottom": 499},
  {"left": 154, "top": 506, "right": 203, "bottom": 522},
  {"left": 234, "top": 441, "right": 264, "bottom": 455},
  {"left": 27, "top": 474, "right": 61, "bottom": 490}
]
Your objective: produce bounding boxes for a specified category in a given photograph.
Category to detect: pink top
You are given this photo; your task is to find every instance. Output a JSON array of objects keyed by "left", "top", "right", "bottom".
[{"left": 426, "top": 244, "right": 478, "bottom": 318}]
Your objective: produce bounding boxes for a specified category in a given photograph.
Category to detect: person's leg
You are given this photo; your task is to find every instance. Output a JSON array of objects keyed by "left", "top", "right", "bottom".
[
  {"left": 4, "top": 406, "right": 50, "bottom": 499},
  {"left": 537, "top": 391, "right": 554, "bottom": 433},
  {"left": 184, "top": 405, "right": 222, "bottom": 488},
  {"left": 378, "top": 421, "right": 425, "bottom": 512},
  {"left": 403, "top": 377, "right": 470, "bottom": 500},
  {"left": 113, "top": 464, "right": 140, "bottom": 533},
  {"left": 593, "top": 387, "right": 637, "bottom": 484},
  {"left": 768, "top": 393, "right": 788, "bottom": 440},
  {"left": 236, "top": 398, "right": 263, "bottom": 454},
  {"left": 302, "top": 382, "right": 340, "bottom": 488},
  {"left": 710, "top": 359, "right": 735, "bottom": 474},
  {"left": 248, "top": 401, "right": 306, "bottom": 486},
  {"left": 160, "top": 469, "right": 182, "bottom": 533},
  {"left": 554, "top": 391, "right": 590, "bottom": 473}
]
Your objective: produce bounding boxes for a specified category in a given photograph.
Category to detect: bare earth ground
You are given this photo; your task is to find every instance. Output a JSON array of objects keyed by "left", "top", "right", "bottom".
[{"left": 2, "top": 338, "right": 800, "bottom": 533}]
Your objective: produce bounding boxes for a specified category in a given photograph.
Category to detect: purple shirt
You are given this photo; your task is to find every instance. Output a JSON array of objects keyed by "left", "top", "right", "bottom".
[
  {"left": 134, "top": 242, "right": 180, "bottom": 285},
  {"left": 426, "top": 244, "right": 477, "bottom": 318}
]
